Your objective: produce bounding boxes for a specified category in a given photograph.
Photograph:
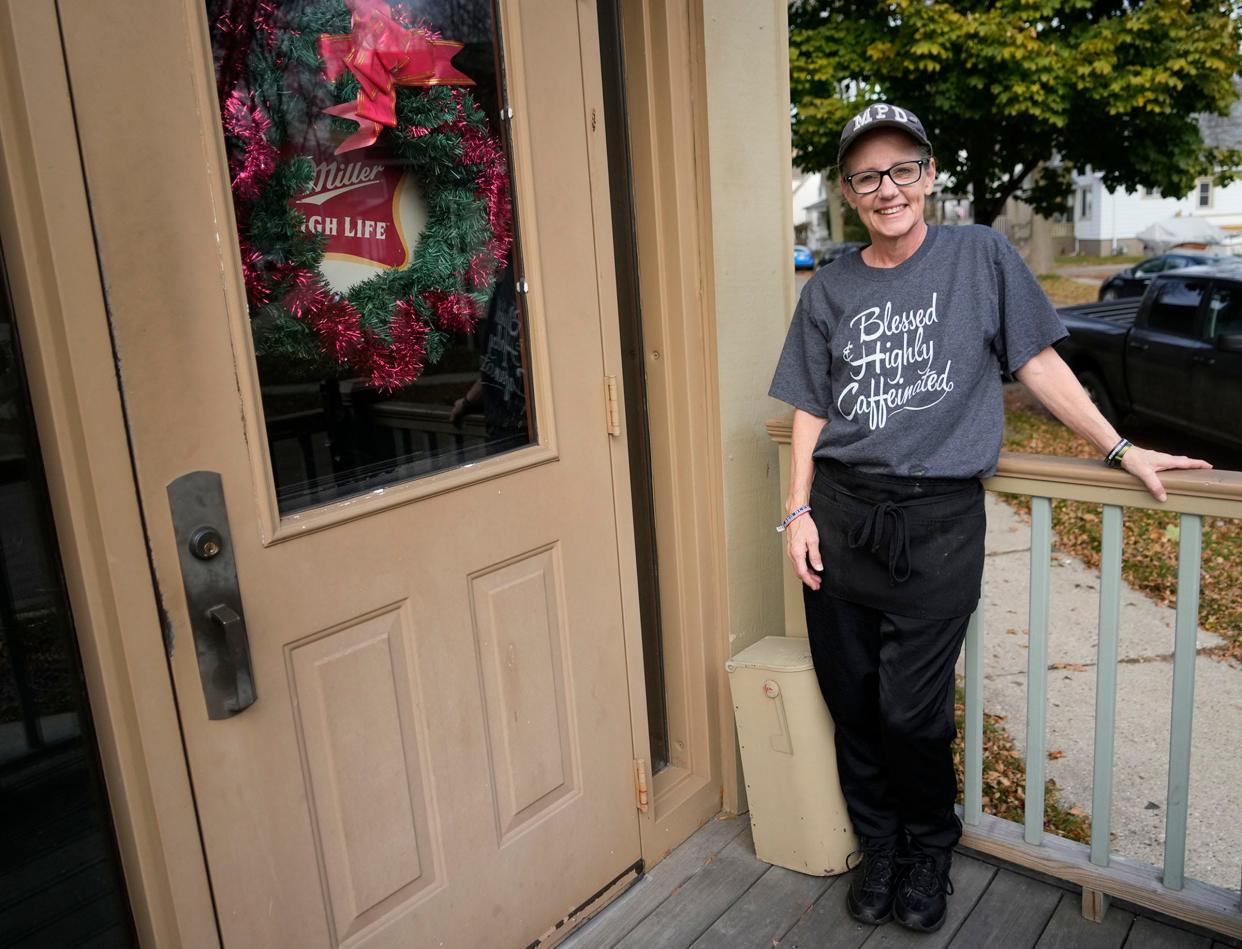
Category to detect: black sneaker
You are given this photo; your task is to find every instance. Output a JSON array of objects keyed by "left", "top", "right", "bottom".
[
  {"left": 894, "top": 845, "right": 954, "bottom": 932},
  {"left": 845, "top": 840, "right": 900, "bottom": 925}
]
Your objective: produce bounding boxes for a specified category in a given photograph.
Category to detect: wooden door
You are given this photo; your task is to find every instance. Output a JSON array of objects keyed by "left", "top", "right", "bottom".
[{"left": 53, "top": 1, "right": 642, "bottom": 945}]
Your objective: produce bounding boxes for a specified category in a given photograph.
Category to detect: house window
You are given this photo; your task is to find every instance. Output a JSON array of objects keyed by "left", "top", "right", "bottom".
[
  {"left": 1197, "top": 179, "right": 1213, "bottom": 209},
  {"left": 1079, "top": 188, "right": 1092, "bottom": 220}
]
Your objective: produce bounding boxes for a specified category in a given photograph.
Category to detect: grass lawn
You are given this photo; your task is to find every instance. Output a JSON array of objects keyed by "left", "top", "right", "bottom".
[
  {"left": 1037, "top": 273, "right": 1101, "bottom": 307},
  {"left": 952, "top": 683, "right": 1091, "bottom": 843}
]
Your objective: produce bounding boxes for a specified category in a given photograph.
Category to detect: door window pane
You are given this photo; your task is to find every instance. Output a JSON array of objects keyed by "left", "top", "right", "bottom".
[{"left": 207, "top": 0, "right": 532, "bottom": 514}]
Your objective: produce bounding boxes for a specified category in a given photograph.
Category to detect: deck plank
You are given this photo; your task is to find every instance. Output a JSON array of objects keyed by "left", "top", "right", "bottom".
[
  {"left": 611, "top": 828, "right": 769, "bottom": 949},
  {"left": 561, "top": 815, "right": 1239, "bottom": 949},
  {"left": 861, "top": 853, "right": 998, "bottom": 948},
  {"left": 948, "top": 867, "right": 1062, "bottom": 949},
  {"left": 769, "top": 875, "right": 873, "bottom": 949},
  {"left": 1124, "top": 917, "right": 1212, "bottom": 949},
  {"left": 688, "top": 863, "right": 833, "bottom": 948},
  {"left": 561, "top": 814, "right": 751, "bottom": 948},
  {"left": 1034, "top": 894, "right": 1134, "bottom": 949}
]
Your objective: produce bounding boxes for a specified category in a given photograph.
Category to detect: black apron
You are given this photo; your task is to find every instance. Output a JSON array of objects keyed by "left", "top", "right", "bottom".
[{"left": 809, "top": 458, "right": 986, "bottom": 620}]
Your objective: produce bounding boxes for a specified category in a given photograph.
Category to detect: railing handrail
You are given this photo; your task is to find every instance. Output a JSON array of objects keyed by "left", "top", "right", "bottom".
[{"left": 765, "top": 414, "right": 1242, "bottom": 516}]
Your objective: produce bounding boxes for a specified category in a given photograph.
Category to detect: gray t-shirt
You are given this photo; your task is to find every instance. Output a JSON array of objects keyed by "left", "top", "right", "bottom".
[{"left": 769, "top": 225, "right": 1066, "bottom": 478}]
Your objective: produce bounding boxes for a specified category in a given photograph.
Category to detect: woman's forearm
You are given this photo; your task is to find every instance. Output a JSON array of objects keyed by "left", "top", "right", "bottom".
[
  {"left": 787, "top": 409, "right": 828, "bottom": 512},
  {"left": 1013, "top": 347, "right": 1119, "bottom": 453}
]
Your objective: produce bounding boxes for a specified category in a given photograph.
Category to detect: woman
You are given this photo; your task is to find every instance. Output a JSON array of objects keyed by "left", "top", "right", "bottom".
[{"left": 768, "top": 104, "right": 1210, "bottom": 933}]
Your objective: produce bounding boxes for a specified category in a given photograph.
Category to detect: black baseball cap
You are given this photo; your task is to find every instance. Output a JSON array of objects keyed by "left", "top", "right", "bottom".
[{"left": 837, "top": 104, "right": 932, "bottom": 168}]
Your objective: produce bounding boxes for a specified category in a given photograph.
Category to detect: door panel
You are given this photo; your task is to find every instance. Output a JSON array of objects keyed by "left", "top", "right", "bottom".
[
  {"left": 1127, "top": 276, "right": 1208, "bottom": 428},
  {"left": 57, "top": 0, "right": 640, "bottom": 945}
]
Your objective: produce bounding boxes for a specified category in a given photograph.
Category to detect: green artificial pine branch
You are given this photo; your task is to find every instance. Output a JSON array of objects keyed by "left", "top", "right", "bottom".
[{"left": 212, "top": 0, "right": 512, "bottom": 388}]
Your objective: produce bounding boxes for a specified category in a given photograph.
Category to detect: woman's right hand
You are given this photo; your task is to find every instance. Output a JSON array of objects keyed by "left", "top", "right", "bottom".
[{"left": 785, "top": 513, "right": 823, "bottom": 590}]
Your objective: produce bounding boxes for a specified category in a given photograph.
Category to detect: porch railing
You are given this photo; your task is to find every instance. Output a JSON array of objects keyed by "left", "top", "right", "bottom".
[{"left": 766, "top": 415, "right": 1242, "bottom": 939}]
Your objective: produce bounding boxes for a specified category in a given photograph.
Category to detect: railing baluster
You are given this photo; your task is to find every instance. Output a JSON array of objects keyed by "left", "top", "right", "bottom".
[
  {"left": 1164, "top": 513, "right": 1202, "bottom": 891},
  {"left": 1091, "top": 504, "right": 1123, "bottom": 867},
  {"left": 964, "top": 602, "right": 985, "bottom": 826},
  {"left": 1026, "top": 496, "right": 1052, "bottom": 845}
]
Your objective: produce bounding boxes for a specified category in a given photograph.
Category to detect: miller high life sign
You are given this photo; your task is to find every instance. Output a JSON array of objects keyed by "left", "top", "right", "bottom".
[{"left": 292, "top": 145, "right": 427, "bottom": 293}]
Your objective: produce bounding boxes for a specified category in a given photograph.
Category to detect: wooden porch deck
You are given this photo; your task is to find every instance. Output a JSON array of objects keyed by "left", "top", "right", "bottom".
[{"left": 559, "top": 814, "right": 1242, "bottom": 949}]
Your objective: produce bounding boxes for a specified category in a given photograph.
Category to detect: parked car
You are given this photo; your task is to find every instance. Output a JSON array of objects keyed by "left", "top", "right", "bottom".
[
  {"left": 815, "top": 241, "right": 866, "bottom": 267},
  {"left": 1097, "top": 252, "right": 1220, "bottom": 300},
  {"left": 793, "top": 244, "right": 815, "bottom": 270},
  {"left": 1056, "top": 264, "right": 1242, "bottom": 447}
]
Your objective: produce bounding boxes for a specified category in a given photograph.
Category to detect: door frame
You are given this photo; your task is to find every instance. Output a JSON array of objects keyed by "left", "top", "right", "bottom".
[
  {"left": 0, "top": 3, "right": 218, "bottom": 944},
  {"left": 0, "top": 0, "right": 656, "bottom": 944},
  {"left": 619, "top": 0, "right": 739, "bottom": 851}
]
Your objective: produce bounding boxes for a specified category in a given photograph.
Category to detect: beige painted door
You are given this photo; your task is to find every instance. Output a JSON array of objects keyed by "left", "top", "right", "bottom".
[{"left": 54, "top": 1, "right": 641, "bottom": 946}]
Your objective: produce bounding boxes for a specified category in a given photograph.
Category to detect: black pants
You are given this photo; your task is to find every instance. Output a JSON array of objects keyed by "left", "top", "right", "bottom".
[
  {"left": 805, "top": 590, "right": 968, "bottom": 850},
  {"left": 804, "top": 460, "right": 983, "bottom": 851}
]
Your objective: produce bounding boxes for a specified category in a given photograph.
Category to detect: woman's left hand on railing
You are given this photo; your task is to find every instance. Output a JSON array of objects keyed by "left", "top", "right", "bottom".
[{"left": 1120, "top": 446, "right": 1213, "bottom": 503}]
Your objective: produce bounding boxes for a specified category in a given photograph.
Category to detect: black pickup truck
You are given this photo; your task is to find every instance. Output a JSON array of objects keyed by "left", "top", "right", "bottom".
[{"left": 1054, "top": 263, "right": 1242, "bottom": 448}]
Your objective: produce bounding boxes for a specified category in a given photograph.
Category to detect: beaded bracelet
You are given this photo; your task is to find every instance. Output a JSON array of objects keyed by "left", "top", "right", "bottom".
[
  {"left": 777, "top": 504, "right": 812, "bottom": 533},
  {"left": 1105, "top": 437, "right": 1133, "bottom": 468}
]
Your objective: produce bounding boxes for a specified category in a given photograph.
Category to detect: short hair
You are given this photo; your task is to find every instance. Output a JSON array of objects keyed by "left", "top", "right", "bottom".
[{"left": 839, "top": 140, "right": 934, "bottom": 178}]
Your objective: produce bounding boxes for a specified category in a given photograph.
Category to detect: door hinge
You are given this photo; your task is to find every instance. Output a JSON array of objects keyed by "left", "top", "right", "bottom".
[
  {"left": 634, "top": 757, "right": 650, "bottom": 813},
  {"left": 605, "top": 374, "right": 622, "bottom": 436}
]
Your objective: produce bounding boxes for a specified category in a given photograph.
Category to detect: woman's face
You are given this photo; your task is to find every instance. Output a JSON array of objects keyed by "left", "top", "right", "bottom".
[{"left": 840, "top": 129, "right": 935, "bottom": 244}]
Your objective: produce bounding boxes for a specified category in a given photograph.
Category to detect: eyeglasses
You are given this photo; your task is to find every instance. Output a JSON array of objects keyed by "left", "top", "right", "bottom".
[{"left": 844, "top": 159, "right": 928, "bottom": 196}]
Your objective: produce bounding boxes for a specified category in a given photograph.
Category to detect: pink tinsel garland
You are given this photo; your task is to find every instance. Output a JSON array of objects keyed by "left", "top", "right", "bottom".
[{"left": 217, "top": 6, "right": 512, "bottom": 391}]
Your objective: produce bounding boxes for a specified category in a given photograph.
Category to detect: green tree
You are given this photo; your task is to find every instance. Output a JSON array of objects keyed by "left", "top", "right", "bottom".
[{"left": 790, "top": 0, "right": 1242, "bottom": 226}]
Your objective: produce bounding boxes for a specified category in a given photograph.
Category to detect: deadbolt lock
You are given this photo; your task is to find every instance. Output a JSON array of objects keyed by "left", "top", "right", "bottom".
[{"left": 189, "top": 526, "right": 224, "bottom": 560}]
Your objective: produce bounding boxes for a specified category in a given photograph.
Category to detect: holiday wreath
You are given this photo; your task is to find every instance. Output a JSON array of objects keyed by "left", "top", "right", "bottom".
[{"left": 211, "top": 0, "right": 512, "bottom": 390}]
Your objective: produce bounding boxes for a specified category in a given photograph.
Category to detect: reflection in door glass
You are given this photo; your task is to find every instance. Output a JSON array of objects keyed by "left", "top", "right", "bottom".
[
  {"left": 207, "top": 0, "right": 533, "bottom": 514},
  {"left": 0, "top": 252, "right": 137, "bottom": 946}
]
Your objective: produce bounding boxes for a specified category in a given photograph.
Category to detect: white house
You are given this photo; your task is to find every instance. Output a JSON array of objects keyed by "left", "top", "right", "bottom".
[
  {"left": 1073, "top": 87, "right": 1242, "bottom": 255},
  {"left": 792, "top": 169, "right": 831, "bottom": 250}
]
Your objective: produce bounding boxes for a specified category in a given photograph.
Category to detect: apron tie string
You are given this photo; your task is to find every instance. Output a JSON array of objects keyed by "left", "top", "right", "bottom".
[{"left": 848, "top": 500, "right": 912, "bottom": 583}]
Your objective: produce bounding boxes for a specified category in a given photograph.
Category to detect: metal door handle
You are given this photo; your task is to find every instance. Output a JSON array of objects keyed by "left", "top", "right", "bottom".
[
  {"left": 1191, "top": 353, "right": 1216, "bottom": 366},
  {"left": 167, "top": 471, "right": 258, "bottom": 719},
  {"left": 206, "top": 604, "right": 257, "bottom": 713},
  {"left": 1128, "top": 340, "right": 1149, "bottom": 351}
]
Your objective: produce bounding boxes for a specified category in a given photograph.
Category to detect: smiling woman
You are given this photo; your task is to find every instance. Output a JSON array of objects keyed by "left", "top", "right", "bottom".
[
  {"left": 839, "top": 131, "right": 935, "bottom": 263},
  {"left": 766, "top": 101, "right": 1211, "bottom": 936}
]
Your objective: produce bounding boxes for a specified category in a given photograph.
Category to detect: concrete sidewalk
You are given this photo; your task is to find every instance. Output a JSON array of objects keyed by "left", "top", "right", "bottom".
[{"left": 959, "top": 494, "right": 1242, "bottom": 894}]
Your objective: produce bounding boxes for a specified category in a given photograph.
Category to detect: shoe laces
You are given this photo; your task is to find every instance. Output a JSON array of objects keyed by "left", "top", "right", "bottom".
[
  {"left": 846, "top": 846, "right": 898, "bottom": 892},
  {"left": 897, "top": 850, "right": 954, "bottom": 898}
]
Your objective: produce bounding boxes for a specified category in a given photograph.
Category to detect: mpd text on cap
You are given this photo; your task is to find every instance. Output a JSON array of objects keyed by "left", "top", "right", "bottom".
[{"left": 837, "top": 103, "right": 931, "bottom": 166}]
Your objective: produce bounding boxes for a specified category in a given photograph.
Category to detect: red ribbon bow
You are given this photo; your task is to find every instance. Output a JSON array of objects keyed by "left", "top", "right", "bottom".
[{"left": 320, "top": 0, "right": 473, "bottom": 154}]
